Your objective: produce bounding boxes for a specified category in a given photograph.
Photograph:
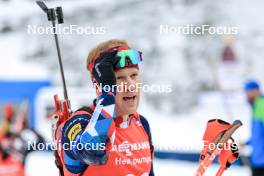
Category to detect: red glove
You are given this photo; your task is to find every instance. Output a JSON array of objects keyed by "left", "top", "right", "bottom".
[
  {"left": 200, "top": 119, "right": 231, "bottom": 162},
  {"left": 218, "top": 138, "right": 239, "bottom": 168}
]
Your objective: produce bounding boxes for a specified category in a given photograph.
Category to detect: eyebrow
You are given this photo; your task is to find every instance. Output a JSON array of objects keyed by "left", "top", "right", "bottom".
[{"left": 116, "top": 75, "right": 125, "bottom": 79}]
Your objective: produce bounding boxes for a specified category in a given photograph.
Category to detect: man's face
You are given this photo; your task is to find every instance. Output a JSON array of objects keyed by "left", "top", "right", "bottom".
[
  {"left": 246, "top": 89, "right": 260, "bottom": 104},
  {"left": 115, "top": 67, "right": 140, "bottom": 117}
]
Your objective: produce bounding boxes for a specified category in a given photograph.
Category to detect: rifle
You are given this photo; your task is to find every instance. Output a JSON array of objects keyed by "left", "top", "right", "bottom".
[
  {"left": 36, "top": 2, "right": 71, "bottom": 175},
  {"left": 36, "top": 1, "right": 71, "bottom": 134}
]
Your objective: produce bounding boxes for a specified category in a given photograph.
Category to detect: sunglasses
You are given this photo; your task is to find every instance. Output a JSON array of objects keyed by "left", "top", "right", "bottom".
[{"left": 115, "top": 49, "right": 142, "bottom": 68}]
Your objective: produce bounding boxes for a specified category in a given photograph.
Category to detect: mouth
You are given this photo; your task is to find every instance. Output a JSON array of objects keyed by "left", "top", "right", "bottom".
[{"left": 123, "top": 95, "right": 136, "bottom": 101}]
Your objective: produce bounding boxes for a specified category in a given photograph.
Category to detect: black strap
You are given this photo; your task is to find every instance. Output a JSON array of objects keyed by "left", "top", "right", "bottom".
[
  {"left": 54, "top": 149, "right": 64, "bottom": 176},
  {"left": 139, "top": 115, "right": 155, "bottom": 176},
  {"left": 77, "top": 106, "right": 94, "bottom": 114}
]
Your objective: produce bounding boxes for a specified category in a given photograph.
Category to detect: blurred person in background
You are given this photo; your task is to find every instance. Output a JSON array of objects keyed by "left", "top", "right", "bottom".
[
  {"left": 0, "top": 104, "right": 25, "bottom": 176},
  {"left": 222, "top": 44, "right": 236, "bottom": 63},
  {"left": 0, "top": 103, "right": 45, "bottom": 176},
  {"left": 0, "top": 104, "right": 13, "bottom": 140},
  {"left": 244, "top": 80, "right": 264, "bottom": 176}
]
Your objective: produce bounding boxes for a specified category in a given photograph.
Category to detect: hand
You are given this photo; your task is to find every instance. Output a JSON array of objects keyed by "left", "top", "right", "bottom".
[{"left": 92, "top": 51, "right": 119, "bottom": 88}]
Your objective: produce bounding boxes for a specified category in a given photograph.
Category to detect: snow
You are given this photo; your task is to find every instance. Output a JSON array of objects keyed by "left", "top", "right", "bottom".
[
  {"left": 0, "top": 32, "right": 49, "bottom": 80},
  {"left": 1, "top": 0, "right": 264, "bottom": 112}
]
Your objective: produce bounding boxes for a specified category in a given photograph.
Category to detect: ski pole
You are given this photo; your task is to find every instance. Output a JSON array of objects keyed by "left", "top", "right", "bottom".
[
  {"left": 215, "top": 167, "right": 225, "bottom": 176},
  {"left": 195, "top": 147, "right": 220, "bottom": 176}
]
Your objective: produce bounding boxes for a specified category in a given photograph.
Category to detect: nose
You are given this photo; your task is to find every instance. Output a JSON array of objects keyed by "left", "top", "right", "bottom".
[{"left": 124, "top": 76, "right": 136, "bottom": 92}]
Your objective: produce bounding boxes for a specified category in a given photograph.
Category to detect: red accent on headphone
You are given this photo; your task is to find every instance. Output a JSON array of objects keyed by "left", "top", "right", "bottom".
[{"left": 116, "top": 45, "right": 130, "bottom": 51}]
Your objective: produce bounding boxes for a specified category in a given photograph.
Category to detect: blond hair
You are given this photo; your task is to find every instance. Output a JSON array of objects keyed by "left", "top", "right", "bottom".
[{"left": 87, "top": 39, "right": 129, "bottom": 70}]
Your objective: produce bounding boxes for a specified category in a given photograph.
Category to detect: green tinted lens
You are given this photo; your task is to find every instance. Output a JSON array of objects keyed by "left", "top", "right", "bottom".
[
  {"left": 116, "top": 52, "right": 126, "bottom": 67},
  {"left": 116, "top": 49, "right": 142, "bottom": 68},
  {"left": 129, "top": 49, "right": 141, "bottom": 64}
]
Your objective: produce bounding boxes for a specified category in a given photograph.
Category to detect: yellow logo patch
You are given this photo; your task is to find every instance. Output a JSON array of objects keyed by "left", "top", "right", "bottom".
[{"left": 68, "top": 123, "right": 82, "bottom": 141}]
